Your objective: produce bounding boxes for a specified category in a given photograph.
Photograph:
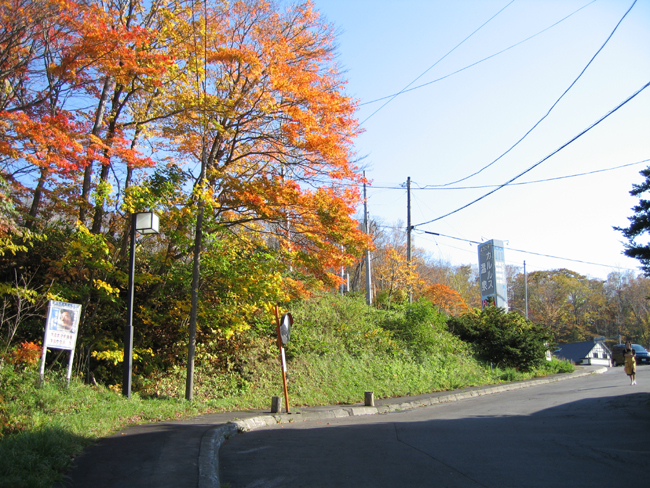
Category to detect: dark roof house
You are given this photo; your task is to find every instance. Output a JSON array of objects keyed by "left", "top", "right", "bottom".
[{"left": 554, "top": 341, "right": 611, "bottom": 366}]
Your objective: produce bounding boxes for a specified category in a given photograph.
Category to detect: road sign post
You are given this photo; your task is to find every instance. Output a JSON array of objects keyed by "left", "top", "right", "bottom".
[{"left": 274, "top": 306, "right": 292, "bottom": 414}]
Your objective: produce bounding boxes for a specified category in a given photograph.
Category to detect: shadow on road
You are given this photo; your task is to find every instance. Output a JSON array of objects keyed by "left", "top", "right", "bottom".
[{"left": 58, "top": 421, "right": 211, "bottom": 488}]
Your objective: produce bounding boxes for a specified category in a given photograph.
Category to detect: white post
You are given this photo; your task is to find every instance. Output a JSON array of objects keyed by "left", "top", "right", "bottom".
[
  {"left": 66, "top": 350, "right": 75, "bottom": 386},
  {"left": 38, "top": 344, "right": 47, "bottom": 386}
]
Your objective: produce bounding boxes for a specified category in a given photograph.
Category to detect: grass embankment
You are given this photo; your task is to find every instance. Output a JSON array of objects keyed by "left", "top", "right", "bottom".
[{"left": 0, "top": 295, "right": 574, "bottom": 488}]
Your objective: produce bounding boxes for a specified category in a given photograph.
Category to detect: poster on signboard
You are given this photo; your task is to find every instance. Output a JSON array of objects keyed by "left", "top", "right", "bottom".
[{"left": 44, "top": 301, "right": 82, "bottom": 351}]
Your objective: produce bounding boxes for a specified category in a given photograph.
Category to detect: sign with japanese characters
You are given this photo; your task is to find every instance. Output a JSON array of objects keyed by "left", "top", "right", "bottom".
[
  {"left": 478, "top": 239, "right": 508, "bottom": 310},
  {"left": 43, "top": 301, "right": 81, "bottom": 351}
]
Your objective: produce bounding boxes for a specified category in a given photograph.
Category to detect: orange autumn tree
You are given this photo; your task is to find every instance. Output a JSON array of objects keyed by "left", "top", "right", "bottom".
[
  {"left": 0, "top": 0, "right": 182, "bottom": 366},
  {"left": 161, "top": 0, "right": 367, "bottom": 271},
  {"left": 155, "top": 0, "right": 369, "bottom": 398},
  {"left": 0, "top": 0, "right": 88, "bottom": 224},
  {"left": 0, "top": 0, "right": 173, "bottom": 229},
  {"left": 422, "top": 283, "right": 469, "bottom": 316},
  {"left": 68, "top": 0, "right": 177, "bottom": 232}
]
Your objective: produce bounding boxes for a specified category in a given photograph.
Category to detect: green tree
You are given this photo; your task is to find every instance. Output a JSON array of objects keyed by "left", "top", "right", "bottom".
[
  {"left": 514, "top": 269, "right": 603, "bottom": 343},
  {"left": 616, "top": 166, "right": 650, "bottom": 274},
  {"left": 447, "top": 307, "right": 551, "bottom": 371},
  {"left": 379, "top": 300, "right": 449, "bottom": 359},
  {"left": 604, "top": 271, "right": 650, "bottom": 346}
]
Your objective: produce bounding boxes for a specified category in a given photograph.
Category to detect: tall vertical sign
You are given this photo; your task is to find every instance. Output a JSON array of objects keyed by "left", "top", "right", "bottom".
[{"left": 478, "top": 239, "right": 508, "bottom": 310}]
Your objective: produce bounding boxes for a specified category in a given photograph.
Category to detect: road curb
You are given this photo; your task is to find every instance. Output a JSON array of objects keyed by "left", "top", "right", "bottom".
[
  {"left": 201, "top": 366, "right": 607, "bottom": 488},
  {"left": 198, "top": 423, "right": 238, "bottom": 488}
]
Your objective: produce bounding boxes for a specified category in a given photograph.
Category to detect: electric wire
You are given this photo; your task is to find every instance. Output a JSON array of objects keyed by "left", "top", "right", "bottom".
[
  {"left": 505, "top": 246, "right": 636, "bottom": 270},
  {"left": 412, "top": 158, "right": 650, "bottom": 190},
  {"left": 360, "top": 0, "right": 596, "bottom": 107},
  {"left": 336, "top": 156, "right": 649, "bottom": 192},
  {"left": 417, "top": 230, "right": 637, "bottom": 271},
  {"left": 425, "top": 0, "right": 638, "bottom": 189},
  {"left": 412, "top": 189, "right": 436, "bottom": 223},
  {"left": 415, "top": 232, "right": 481, "bottom": 260},
  {"left": 422, "top": 237, "right": 479, "bottom": 258},
  {"left": 413, "top": 78, "right": 650, "bottom": 228},
  {"left": 359, "top": 0, "right": 515, "bottom": 126}
]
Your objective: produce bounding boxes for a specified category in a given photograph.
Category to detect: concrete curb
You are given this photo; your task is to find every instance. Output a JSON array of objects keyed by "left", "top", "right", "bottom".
[
  {"left": 200, "top": 367, "right": 607, "bottom": 487},
  {"left": 198, "top": 423, "right": 238, "bottom": 488},
  {"left": 232, "top": 367, "right": 606, "bottom": 431}
]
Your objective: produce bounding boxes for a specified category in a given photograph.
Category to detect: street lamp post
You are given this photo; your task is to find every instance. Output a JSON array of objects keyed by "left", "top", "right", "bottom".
[{"left": 123, "top": 212, "right": 159, "bottom": 398}]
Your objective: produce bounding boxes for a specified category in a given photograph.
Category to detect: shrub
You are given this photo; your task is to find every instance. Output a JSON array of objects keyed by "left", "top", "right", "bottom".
[
  {"left": 3, "top": 342, "right": 41, "bottom": 369},
  {"left": 447, "top": 307, "right": 551, "bottom": 371},
  {"left": 286, "top": 293, "right": 395, "bottom": 358},
  {"left": 378, "top": 299, "right": 454, "bottom": 359}
]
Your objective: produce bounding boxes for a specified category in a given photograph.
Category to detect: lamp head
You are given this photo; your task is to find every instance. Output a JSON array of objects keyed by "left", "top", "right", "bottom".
[{"left": 134, "top": 212, "right": 160, "bottom": 235}]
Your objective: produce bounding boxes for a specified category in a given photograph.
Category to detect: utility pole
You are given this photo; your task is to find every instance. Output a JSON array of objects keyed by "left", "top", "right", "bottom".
[
  {"left": 406, "top": 177, "right": 412, "bottom": 304},
  {"left": 363, "top": 172, "right": 373, "bottom": 306},
  {"left": 524, "top": 260, "right": 529, "bottom": 319}
]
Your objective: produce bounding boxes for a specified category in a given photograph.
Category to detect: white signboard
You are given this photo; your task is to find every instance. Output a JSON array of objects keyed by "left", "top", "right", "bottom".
[
  {"left": 44, "top": 301, "right": 81, "bottom": 351},
  {"left": 40, "top": 301, "right": 82, "bottom": 385}
]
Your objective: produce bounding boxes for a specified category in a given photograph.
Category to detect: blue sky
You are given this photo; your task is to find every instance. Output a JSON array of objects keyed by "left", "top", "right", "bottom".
[{"left": 314, "top": 0, "right": 650, "bottom": 280}]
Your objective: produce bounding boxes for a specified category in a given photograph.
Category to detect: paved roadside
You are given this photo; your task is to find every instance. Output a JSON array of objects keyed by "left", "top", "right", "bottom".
[
  {"left": 60, "top": 366, "right": 606, "bottom": 488},
  {"left": 221, "top": 366, "right": 643, "bottom": 488}
]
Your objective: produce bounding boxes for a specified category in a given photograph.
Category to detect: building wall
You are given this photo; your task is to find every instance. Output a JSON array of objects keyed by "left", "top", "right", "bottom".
[
  {"left": 582, "top": 342, "right": 611, "bottom": 366},
  {"left": 583, "top": 357, "right": 611, "bottom": 366}
]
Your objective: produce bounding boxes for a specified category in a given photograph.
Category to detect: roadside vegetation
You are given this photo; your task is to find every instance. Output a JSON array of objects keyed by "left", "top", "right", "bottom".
[{"left": 1, "top": 294, "right": 573, "bottom": 488}]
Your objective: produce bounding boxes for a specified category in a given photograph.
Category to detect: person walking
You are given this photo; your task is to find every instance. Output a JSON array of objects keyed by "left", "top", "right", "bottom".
[{"left": 624, "top": 342, "right": 637, "bottom": 385}]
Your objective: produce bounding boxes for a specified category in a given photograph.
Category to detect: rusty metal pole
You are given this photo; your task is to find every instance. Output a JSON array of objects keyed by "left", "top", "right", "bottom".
[{"left": 274, "top": 305, "right": 290, "bottom": 413}]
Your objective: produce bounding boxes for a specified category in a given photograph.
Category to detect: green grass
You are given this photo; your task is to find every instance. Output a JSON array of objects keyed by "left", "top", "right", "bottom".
[{"left": 0, "top": 368, "right": 212, "bottom": 488}]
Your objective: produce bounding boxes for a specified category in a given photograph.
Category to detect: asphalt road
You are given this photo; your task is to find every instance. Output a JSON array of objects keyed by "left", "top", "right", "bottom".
[{"left": 220, "top": 367, "right": 650, "bottom": 488}]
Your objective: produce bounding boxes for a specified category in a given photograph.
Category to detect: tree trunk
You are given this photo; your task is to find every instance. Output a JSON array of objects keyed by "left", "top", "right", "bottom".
[
  {"left": 27, "top": 166, "right": 49, "bottom": 227},
  {"left": 80, "top": 77, "right": 112, "bottom": 224}
]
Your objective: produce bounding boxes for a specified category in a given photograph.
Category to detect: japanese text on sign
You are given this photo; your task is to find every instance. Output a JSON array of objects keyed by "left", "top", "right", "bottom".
[{"left": 478, "top": 239, "right": 508, "bottom": 310}]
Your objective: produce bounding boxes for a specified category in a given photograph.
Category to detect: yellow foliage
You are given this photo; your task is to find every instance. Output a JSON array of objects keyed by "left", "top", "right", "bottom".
[
  {"left": 93, "top": 279, "right": 119, "bottom": 297},
  {"left": 91, "top": 349, "right": 123, "bottom": 365},
  {"left": 92, "top": 346, "right": 154, "bottom": 365}
]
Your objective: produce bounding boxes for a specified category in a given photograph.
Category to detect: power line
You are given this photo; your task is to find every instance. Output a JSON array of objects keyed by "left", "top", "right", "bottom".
[
  {"left": 360, "top": 0, "right": 596, "bottom": 107},
  {"left": 413, "top": 78, "right": 650, "bottom": 228},
  {"left": 505, "top": 246, "right": 636, "bottom": 271},
  {"left": 359, "top": 0, "right": 515, "bottom": 126},
  {"left": 411, "top": 158, "right": 650, "bottom": 190},
  {"left": 419, "top": 231, "right": 481, "bottom": 245},
  {"left": 418, "top": 230, "right": 637, "bottom": 271},
  {"left": 426, "top": 0, "right": 638, "bottom": 189},
  {"left": 334, "top": 156, "right": 649, "bottom": 192}
]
